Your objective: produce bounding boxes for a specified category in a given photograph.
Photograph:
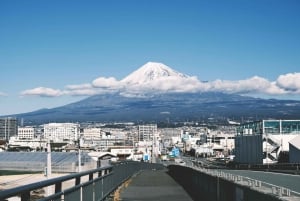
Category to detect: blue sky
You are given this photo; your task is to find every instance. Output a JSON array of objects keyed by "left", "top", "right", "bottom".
[{"left": 1, "top": 0, "right": 300, "bottom": 115}]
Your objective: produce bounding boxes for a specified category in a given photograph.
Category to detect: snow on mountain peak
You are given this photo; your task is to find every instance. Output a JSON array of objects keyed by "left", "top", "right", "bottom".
[{"left": 121, "top": 62, "right": 189, "bottom": 85}]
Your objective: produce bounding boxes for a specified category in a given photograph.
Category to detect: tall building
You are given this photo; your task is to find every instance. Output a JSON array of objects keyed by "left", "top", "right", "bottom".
[
  {"left": 0, "top": 117, "right": 18, "bottom": 141},
  {"left": 44, "top": 123, "right": 80, "bottom": 143},
  {"left": 138, "top": 124, "right": 157, "bottom": 141}
]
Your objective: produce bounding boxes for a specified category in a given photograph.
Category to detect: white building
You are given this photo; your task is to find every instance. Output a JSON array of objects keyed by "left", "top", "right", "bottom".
[
  {"left": 289, "top": 135, "right": 300, "bottom": 163},
  {"left": 9, "top": 136, "right": 47, "bottom": 150},
  {"left": 207, "top": 133, "right": 235, "bottom": 153},
  {"left": 110, "top": 147, "right": 133, "bottom": 160},
  {"left": 8, "top": 127, "right": 45, "bottom": 150},
  {"left": 18, "top": 127, "right": 35, "bottom": 139},
  {"left": 82, "top": 128, "right": 101, "bottom": 140},
  {"left": 44, "top": 123, "right": 80, "bottom": 143},
  {"left": 138, "top": 124, "right": 157, "bottom": 141}
]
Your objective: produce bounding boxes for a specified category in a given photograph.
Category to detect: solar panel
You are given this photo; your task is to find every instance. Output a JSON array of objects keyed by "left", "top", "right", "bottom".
[{"left": 0, "top": 152, "right": 93, "bottom": 172}]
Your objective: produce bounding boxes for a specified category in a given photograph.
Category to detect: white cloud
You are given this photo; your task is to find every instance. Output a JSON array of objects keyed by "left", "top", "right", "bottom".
[
  {"left": 0, "top": 92, "right": 7, "bottom": 96},
  {"left": 64, "top": 88, "right": 98, "bottom": 96},
  {"left": 210, "top": 76, "right": 267, "bottom": 93},
  {"left": 118, "top": 76, "right": 202, "bottom": 96},
  {"left": 145, "top": 76, "right": 201, "bottom": 93},
  {"left": 120, "top": 75, "right": 290, "bottom": 96},
  {"left": 21, "top": 87, "right": 63, "bottom": 97},
  {"left": 92, "top": 77, "right": 121, "bottom": 89},
  {"left": 64, "top": 82, "right": 123, "bottom": 96},
  {"left": 19, "top": 67, "right": 300, "bottom": 99},
  {"left": 64, "top": 83, "right": 97, "bottom": 96},
  {"left": 276, "top": 73, "right": 300, "bottom": 93},
  {"left": 206, "top": 76, "right": 286, "bottom": 95},
  {"left": 65, "top": 83, "right": 92, "bottom": 90}
]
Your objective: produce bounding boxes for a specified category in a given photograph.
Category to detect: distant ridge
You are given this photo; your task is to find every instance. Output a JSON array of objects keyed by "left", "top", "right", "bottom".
[{"left": 12, "top": 92, "right": 300, "bottom": 125}]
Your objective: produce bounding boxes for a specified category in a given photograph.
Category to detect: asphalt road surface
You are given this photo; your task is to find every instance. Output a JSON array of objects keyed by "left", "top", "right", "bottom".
[{"left": 119, "top": 169, "right": 194, "bottom": 201}]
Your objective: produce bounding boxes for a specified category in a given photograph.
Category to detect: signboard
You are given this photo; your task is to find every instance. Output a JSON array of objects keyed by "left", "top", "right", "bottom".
[
  {"left": 143, "top": 154, "right": 149, "bottom": 161},
  {"left": 171, "top": 147, "right": 180, "bottom": 157}
]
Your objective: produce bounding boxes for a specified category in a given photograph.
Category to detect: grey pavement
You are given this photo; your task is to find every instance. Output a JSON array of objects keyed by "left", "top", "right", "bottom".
[{"left": 119, "top": 169, "right": 194, "bottom": 201}]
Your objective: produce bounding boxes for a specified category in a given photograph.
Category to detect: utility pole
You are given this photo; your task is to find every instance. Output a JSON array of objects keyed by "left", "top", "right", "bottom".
[
  {"left": 46, "top": 140, "right": 52, "bottom": 196},
  {"left": 47, "top": 140, "right": 52, "bottom": 178},
  {"left": 152, "top": 133, "right": 154, "bottom": 163},
  {"left": 78, "top": 138, "right": 82, "bottom": 172}
]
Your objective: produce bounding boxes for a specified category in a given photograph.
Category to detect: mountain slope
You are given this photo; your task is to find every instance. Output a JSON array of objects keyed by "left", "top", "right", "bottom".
[{"left": 15, "top": 92, "right": 300, "bottom": 124}]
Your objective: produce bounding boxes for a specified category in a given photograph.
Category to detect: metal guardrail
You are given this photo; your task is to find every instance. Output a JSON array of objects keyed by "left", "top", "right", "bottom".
[
  {"left": 190, "top": 162, "right": 300, "bottom": 200},
  {"left": 0, "top": 161, "right": 164, "bottom": 201},
  {"left": 207, "top": 169, "right": 300, "bottom": 198},
  {"left": 229, "top": 162, "right": 300, "bottom": 173}
]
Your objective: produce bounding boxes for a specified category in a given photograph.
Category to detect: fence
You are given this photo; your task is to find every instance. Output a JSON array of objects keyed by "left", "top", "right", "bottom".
[{"left": 0, "top": 161, "right": 164, "bottom": 201}]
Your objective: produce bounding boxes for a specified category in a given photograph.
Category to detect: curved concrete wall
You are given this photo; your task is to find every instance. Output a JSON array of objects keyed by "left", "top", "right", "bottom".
[{"left": 168, "top": 165, "right": 281, "bottom": 201}]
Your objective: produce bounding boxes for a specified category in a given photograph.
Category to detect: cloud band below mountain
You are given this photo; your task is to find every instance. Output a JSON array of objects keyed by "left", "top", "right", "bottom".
[
  {"left": 19, "top": 63, "right": 300, "bottom": 98},
  {"left": 276, "top": 73, "right": 300, "bottom": 93},
  {"left": 19, "top": 73, "right": 300, "bottom": 98},
  {"left": 21, "top": 87, "right": 63, "bottom": 97}
]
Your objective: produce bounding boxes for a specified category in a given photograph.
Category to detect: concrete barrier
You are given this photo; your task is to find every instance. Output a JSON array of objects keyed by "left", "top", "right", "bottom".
[{"left": 168, "top": 165, "right": 282, "bottom": 201}]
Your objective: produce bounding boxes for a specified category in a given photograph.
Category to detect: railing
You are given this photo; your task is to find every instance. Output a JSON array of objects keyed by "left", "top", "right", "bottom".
[
  {"left": 0, "top": 161, "right": 164, "bottom": 201},
  {"left": 203, "top": 168, "right": 300, "bottom": 198},
  {"left": 228, "top": 162, "right": 300, "bottom": 174},
  {"left": 190, "top": 162, "right": 300, "bottom": 199}
]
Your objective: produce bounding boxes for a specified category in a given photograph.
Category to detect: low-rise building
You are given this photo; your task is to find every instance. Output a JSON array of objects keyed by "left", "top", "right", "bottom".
[
  {"left": 82, "top": 128, "right": 101, "bottom": 140},
  {"left": 8, "top": 136, "right": 47, "bottom": 150},
  {"left": 18, "top": 127, "right": 35, "bottom": 139},
  {"left": 44, "top": 123, "right": 80, "bottom": 143}
]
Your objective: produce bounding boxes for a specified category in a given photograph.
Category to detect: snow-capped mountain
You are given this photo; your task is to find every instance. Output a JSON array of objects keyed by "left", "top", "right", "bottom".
[
  {"left": 10, "top": 61, "right": 300, "bottom": 124},
  {"left": 121, "top": 62, "right": 189, "bottom": 85},
  {"left": 119, "top": 62, "right": 199, "bottom": 95}
]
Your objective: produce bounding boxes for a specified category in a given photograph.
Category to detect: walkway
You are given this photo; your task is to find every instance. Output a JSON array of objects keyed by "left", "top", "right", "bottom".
[{"left": 119, "top": 169, "right": 194, "bottom": 201}]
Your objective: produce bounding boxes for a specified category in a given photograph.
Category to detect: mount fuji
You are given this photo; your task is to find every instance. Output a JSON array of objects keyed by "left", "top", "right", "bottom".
[
  {"left": 12, "top": 62, "right": 300, "bottom": 124},
  {"left": 121, "top": 62, "right": 189, "bottom": 85},
  {"left": 116, "top": 62, "right": 200, "bottom": 96}
]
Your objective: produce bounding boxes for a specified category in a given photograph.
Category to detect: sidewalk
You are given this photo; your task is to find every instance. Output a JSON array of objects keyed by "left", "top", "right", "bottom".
[{"left": 119, "top": 169, "right": 194, "bottom": 201}]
